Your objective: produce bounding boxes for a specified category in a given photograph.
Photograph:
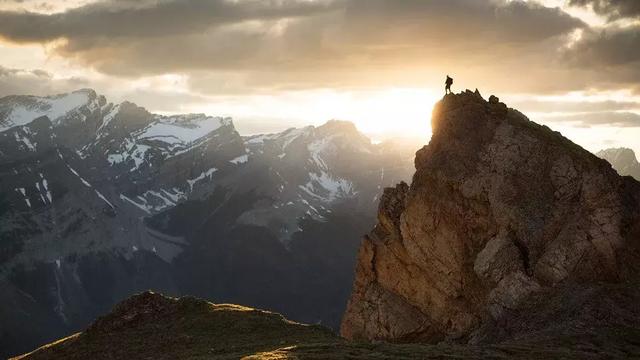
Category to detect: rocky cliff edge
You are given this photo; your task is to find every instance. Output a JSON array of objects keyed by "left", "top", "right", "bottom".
[{"left": 341, "top": 90, "right": 640, "bottom": 344}]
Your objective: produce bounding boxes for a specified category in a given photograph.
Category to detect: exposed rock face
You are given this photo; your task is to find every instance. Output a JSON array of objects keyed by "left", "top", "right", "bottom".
[{"left": 341, "top": 91, "right": 640, "bottom": 343}]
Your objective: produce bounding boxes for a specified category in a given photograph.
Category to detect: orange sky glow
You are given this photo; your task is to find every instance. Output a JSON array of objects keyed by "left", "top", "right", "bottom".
[{"left": 0, "top": 0, "right": 638, "bottom": 154}]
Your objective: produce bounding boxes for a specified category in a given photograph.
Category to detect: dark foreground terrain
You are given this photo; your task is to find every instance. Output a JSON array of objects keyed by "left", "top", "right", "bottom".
[{"left": 13, "top": 291, "right": 640, "bottom": 360}]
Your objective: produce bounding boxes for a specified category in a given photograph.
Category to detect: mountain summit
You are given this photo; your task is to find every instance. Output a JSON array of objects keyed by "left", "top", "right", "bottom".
[{"left": 341, "top": 91, "right": 640, "bottom": 347}]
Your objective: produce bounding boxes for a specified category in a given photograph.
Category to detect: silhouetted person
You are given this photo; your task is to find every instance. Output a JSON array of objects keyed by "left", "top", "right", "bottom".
[{"left": 445, "top": 75, "right": 453, "bottom": 94}]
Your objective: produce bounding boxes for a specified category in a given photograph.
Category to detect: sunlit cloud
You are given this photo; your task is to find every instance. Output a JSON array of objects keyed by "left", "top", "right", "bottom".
[{"left": 0, "top": 0, "right": 638, "bottom": 156}]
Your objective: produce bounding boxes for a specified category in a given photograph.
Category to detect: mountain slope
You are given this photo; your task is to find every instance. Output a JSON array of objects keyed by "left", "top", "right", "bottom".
[
  {"left": 0, "top": 90, "right": 415, "bottom": 357},
  {"left": 341, "top": 91, "right": 640, "bottom": 346},
  {"left": 597, "top": 147, "right": 640, "bottom": 181},
  {"left": 144, "top": 120, "right": 413, "bottom": 330}
]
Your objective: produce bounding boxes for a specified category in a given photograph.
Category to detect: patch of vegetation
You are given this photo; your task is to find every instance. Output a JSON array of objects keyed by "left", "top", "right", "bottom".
[{"left": 15, "top": 291, "right": 639, "bottom": 360}]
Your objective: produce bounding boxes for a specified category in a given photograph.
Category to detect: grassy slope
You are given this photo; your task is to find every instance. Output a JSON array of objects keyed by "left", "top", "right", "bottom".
[{"left": 12, "top": 291, "right": 640, "bottom": 360}]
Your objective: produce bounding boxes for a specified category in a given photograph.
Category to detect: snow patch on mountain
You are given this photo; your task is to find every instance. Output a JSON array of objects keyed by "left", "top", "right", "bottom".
[
  {"left": 120, "top": 188, "right": 187, "bottom": 214},
  {"left": 120, "top": 194, "right": 151, "bottom": 214},
  {"left": 139, "top": 115, "right": 230, "bottom": 144},
  {"left": 0, "top": 90, "right": 94, "bottom": 132},
  {"left": 14, "top": 187, "right": 31, "bottom": 208},
  {"left": 95, "top": 190, "right": 114, "bottom": 208},
  {"left": 299, "top": 171, "right": 355, "bottom": 202},
  {"left": 96, "top": 103, "right": 121, "bottom": 138},
  {"left": 13, "top": 128, "right": 36, "bottom": 151},
  {"left": 308, "top": 137, "right": 334, "bottom": 170},
  {"left": 106, "top": 138, "right": 150, "bottom": 171},
  {"left": 105, "top": 115, "right": 232, "bottom": 171},
  {"left": 187, "top": 167, "right": 217, "bottom": 190},
  {"left": 230, "top": 154, "right": 248, "bottom": 164},
  {"left": 66, "top": 165, "right": 92, "bottom": 187}
]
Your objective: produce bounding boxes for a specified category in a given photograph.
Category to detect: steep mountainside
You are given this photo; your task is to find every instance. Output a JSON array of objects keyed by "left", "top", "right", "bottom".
[
  {"left": 0, "top": 90, "right": 414, "bottom": 358},
  {"left": 16, "top": 291, "right": 639, "bottom": 360},
  {"left": 598, "top": 147, "right": 640, "bottom": 181},
  {"left": 341, "top": 91, "right": 640, "bottom": 346}
]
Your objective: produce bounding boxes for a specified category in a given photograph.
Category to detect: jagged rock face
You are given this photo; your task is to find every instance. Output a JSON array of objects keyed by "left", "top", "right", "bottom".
[
  {"left": 341, "top": 91, "right": 640, "bottom": 343},
  {"left": 598, "top": 147, "right": 640, "bottom": 181}
]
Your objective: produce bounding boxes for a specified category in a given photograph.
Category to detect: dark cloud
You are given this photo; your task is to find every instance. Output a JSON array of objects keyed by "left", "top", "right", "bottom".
[
  {"left": 0, "top": 0, "right": 585, "bottom": 93},
  {"left": 340, "top": 0, "right": 583, "bottom": 45},
  {"left": 564, "top": 26, "right": 640, "bottom": 67},
  {"left": 569, "top": 0, "right": 640, "bottom": 19},
  {"left": 559, "top": 26, "right": 640, "bottom": 90},
  {"left": 0, "top": 0, "right": 340, "bottom": 42},
  {"left": 539, "top": 111, "right": 640, "bottom": 127}
]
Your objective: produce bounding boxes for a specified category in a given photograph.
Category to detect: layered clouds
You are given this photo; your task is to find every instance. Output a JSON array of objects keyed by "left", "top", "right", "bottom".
[
  {"left": 0, "top": 65, "right": 89, "bottom": 97},
  {"left": 0, "top": 0, "right": 638, "bottom": 152},
  {"left": 0, "top": 0, "right": 587, "bottom": 91},
  {"left": 568, "top": 0, "right": 640, "bottom": 19}
]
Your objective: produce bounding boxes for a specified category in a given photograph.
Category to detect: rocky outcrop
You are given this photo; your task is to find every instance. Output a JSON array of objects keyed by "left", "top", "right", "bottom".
[{"left": 341, "top": 90, "right": 640, "bottom": 343}]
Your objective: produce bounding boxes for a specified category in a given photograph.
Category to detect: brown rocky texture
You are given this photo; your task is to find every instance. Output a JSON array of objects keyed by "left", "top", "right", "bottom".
[{"left": 341, "top": 90, "right": 640, "bottom": 344}]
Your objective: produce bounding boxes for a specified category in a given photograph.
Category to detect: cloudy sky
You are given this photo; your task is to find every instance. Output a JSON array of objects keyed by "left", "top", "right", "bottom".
[{"left": 0, "top": 0, "right": 638, "bottom": 154}]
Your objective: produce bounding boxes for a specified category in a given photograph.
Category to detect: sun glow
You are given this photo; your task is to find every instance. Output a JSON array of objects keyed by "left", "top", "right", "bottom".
[
  {"left": 193, "top": 88, "right": 439, "bottom": 142},
  {"left": 342, "top": 88, "right": 438, "bottom": 140}
]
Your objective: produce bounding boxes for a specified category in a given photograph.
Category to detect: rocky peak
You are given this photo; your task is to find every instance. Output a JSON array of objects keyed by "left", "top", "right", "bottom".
[
  {"left": 341, "top": 90, "right": 640, "bottom": 343},
  {"left": 597, "top": 147, "right": 640, "bottom": 180}
]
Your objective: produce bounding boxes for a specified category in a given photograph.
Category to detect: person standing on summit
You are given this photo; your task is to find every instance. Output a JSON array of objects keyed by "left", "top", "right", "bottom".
[{"left": 445, "top": 75, "right": 453, "bottom": 94}]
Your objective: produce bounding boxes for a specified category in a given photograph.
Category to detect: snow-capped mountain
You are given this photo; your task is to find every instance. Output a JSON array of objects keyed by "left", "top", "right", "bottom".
[
  {"left": 0, "top": 90, "right": 415, "bottom": 357},
  {"left": 597, "top": 148, "right": 640, "bottom": 181},
  {"left": 0, "top": 89, "right": 103, "bottom": 132}
]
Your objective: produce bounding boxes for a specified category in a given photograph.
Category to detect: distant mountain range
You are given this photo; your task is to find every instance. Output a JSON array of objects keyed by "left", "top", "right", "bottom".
[
  {"left": 597, "top": 148, "right": 640, "bottom": 181},
  {"left": 0, "top": 89, "right": 415, "bottom": 357}
]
